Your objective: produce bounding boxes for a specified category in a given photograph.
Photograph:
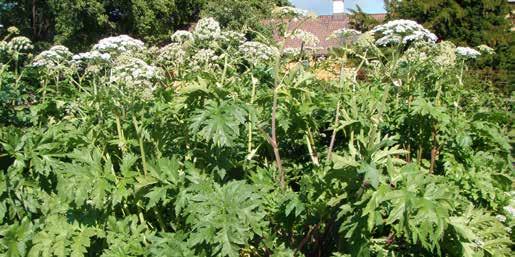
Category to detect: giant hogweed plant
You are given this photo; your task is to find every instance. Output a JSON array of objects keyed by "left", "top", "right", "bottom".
[{"left": 0, "top": 11, "right": 513, "bottom": 257}]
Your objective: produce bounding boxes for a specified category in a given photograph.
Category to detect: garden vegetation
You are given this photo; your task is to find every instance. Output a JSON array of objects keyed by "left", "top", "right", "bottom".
[{"left": 0, "top": 6, "right": 513, "bottom": 257}]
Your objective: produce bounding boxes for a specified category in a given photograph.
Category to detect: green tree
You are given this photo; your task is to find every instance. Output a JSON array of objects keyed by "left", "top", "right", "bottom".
[
  {"left": 0, "top": 0, "right": 289, "bottom": 50},
  {"left": 0, "top": 0, "right": 203, "bottom": 50},
  {"left": 348, "top": 5, "right": 380, "bottom": 32}
]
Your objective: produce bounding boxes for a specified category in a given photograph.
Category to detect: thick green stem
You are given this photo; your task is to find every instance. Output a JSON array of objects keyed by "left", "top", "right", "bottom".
[
  {"left": 115, "top": 114, "right": 126, "bottom": 153},
  {"left": 132, "top": 116, "right": 148, "bottom": 177},
  {"left": 247, "top": 76, "right": 257, "bottom": 155},
  {"left": 271, "top": 42, "right": 285, "bottom": 190}
]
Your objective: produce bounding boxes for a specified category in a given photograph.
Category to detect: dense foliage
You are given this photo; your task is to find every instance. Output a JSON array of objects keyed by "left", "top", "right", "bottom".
[
  {"left": 384, "top": 0, "right": 514, "bottom": 88},
  {"left": 0, "top": 8, "right": 513, "bottom": 257},
  {"left": 0, "top": 0, "right": 288, "bottom": 51},
  {"left": 348, "top": 5, "right": 380, "bottom": 32}
]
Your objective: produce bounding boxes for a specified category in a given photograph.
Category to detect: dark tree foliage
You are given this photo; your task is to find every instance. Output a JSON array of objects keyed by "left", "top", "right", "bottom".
[
  {"left": 0, "top": 0, "right": 288, "bottom": 51},
  {"left": 385, "top": 0, "right": 514, "bottom": 88},
  {"left": 348, "top": 5, "right": 380, "bottom": 32}
]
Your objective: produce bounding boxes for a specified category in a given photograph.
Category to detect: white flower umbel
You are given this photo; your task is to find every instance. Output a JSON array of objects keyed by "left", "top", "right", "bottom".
[
  {"left": 272, "top": 6, "right": 311, "bottom": 19},
  {"left": 157, "top": 43, "right": 187, "bottom": 67},
  {"left": 194, "top": 17, "right": 221, "bottom": 41},
  {"left": 456, "top": 47, "right": 481, "bottom": 59},
  {"left": 503, "top": 206, "right": 515, "bottom": 217},
  {"left": 284, "top": 47, "right": 301, "bottom": 56},
  {"left": 495, "top": 215, "right": 507, "bottom": 223},
  {"left": 92, "top": 35, "right": 145, "bottom": 55},
  {"left": 218, "top": 31, "right": 246, "bottom": 46},
  {"left": 433, "top": 41, "right": 457, "bottom": 67},
  {"left": 32, "top": 45, "right": 72, "bottom": 69},
  {"left": 371, "top": 19, "right": 438, "bottom": 46},
  {"left": 171, "top": 30, "right": 194, "bottom": 44},
  {"left": 290, "top": 30, "right": 320, "bottom": 47},
  {"left": 72, "top": 51, "right": 111, "bottom": 63},
  {"left": 190, "top": 48, "right": 222, "bottom": 71},
  {"left": 7, "top": 36, "right": 33, "bottom": 53},
  {"left": 239, "top": 41, "right": 279, "bottom": 64},
  {"left": 327, "top": 28, "right": 362, "bottom": 41},
  {"left": 476, "top": 44, "right": 495, "bottom": 55},
  {"left": 111, "top": 56, "right": 164, "bottom": 99}
]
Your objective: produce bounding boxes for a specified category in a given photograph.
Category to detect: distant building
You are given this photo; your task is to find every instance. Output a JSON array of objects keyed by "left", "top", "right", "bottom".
[{"left": 276, "top": 0, "right": 386, "bottom": 51}]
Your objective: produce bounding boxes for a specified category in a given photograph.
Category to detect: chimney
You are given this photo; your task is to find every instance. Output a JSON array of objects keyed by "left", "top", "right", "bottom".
[{"left": 333, "top": 0, "right": 345, "bottom": 15}]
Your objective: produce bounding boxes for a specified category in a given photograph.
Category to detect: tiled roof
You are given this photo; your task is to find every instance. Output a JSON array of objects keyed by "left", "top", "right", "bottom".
[
  {"left": 278, "top": 15, "right": 349, "bottom": 50},
  {"left": 273, "top": 13, "right": 386, "bottom": 52},
  {"left": 369, "top": 13, "right": 387, "bottom": 22}
]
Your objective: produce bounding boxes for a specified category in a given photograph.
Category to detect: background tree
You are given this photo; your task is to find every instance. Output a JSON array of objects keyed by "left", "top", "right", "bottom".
[
  {"left": 0, "top": 0, "right": 289, "bottom": 51},
  {"left": 348, "top": 5, "right": 380, "bottom": 32},
  {"left": 384, "top": 0, "right": 513, "bottom": 88}
]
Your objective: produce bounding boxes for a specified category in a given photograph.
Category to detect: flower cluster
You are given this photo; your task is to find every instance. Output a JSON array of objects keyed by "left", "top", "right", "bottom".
[
  {"left": 110, "top": 56, "right": 163, "bottom": 98},
  {"left": 171, "top": 30, "right": 194, "bottom": 44},
  {"left": 495, "top": 214, "right": 507, "bottom": 223},
  {"left": 327, "top": 28, "right": 362, "bottom": 41},
  {"left": 92, "top": 35, "right": 145, "bottom": 55},
  {"left": 433, "top": 41, "right": 457, "bottom": 67},
  {"left": 72, "top": 51, "right": 111, "bottom": 65},
  {"left": 6, "top": 36, "right": 34, "bottom": 53},
  {"left": 190, "top": 48, "right": 222, "bottom": 71},
  {"left": 291, "top": 30, "right": 320, "bottom": 47},
  {"left": 32, "top": 45, "right": 73, "bottom": 69},
  {"left": 239, "top": 41, "right": 279, "bottom": 64},
  {"left": 371, "top": 19, "right": 438, "bottom": 46},
  {"left": 194, "top": 18, "right": 221, "bottom": 40},
  {"left": 156, "top": 43, "right": 187, "bottom": 67},
  {"left": 272, "top": 6, "right": 310, "bottom": 19},
  {"left": 503, "top": 205, "right": 515, "bottom": 217},
  {"left": 476, "top": 44, "right": 495, "bottom": 55},
  {"left": 284, "top": 47, "right": 301, "bottom": 56},
  {"left": 219, "top": 31, "right": 246, "bottom": 46},
  {"left": 400, "top": 47, "right": 429, "bottom": 64},
  {"left": 455, "top": 47, "right": 481, "bottom": 59}
]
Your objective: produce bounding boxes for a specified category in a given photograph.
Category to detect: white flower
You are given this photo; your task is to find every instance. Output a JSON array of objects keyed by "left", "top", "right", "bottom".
[
  {"left": 503, "top": 206, "right": 515, "bottom": 217},
  {"left": 327, "top": 28, "right": 362, "bottom": 41},
  {"left": 71, "top": 51, "right": 111, "bottom": 74},
  {"left": 190, "top": 48, "right": 222, "bottom": 71},
  {"left": 239, "top": 41, "right": 279, "bottom": 64},
  {"left": 399, "top": 47, "right": 429, "bottom": 64},
  {"left": 7, "top": 36, "right": 33, "bottom": 53},
  {"left": 7, "top": 26, "right": 19, "bottom": 35},
  {"left": 92, "top": 35, "right": 145, "bottom": 55},
  {"left": 218, "top": 31, "right": 246, "bottom": 45},
  {"left": 32, "top": 45, "right": 72, "bottom": 69},
  {"left": 272, "top": 6, "right": 311, "bottom": 19},
  {"left": 433, "top": 41, "right": 457, "bottom": 67},
  {"left": 156, "top": 43, "right": 186, "bottom": 67},
  {"left": 71, "top": 51, "right": 111, "bottom": 65},
  {"left": 495, "top": 214, "right": 507, "bottom": 223},
  {"left": 284, "top": 47, "right": 301, "bottom": 56},
  {"left": 194, "top": 17, "right": 221, "bottom": 40},
  {"left": 371, "top": 19, "right": 437, "bottom": 46},
  {"left": 456, "top": 47, "right": 481, "bottom": 59},
  {"left": 171, "top": 30, "right": 194, "bottom": 43},
  {"left": 111, "top": 56, "right": 164, "bottom": 99},
  {"left": 473, "top": 239, "right": 485, "bottom": 248},
  {"left": 290, "top": 30, "right": 320, "bottom": 47},
  {"left": 476, "top": 44, "right": 495, "bottom": 55}
]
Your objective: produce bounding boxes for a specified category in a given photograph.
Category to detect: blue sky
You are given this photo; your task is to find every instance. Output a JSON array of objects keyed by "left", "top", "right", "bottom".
[{"left": 290, "top": 0, "right": 385, "bottom": 15}]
